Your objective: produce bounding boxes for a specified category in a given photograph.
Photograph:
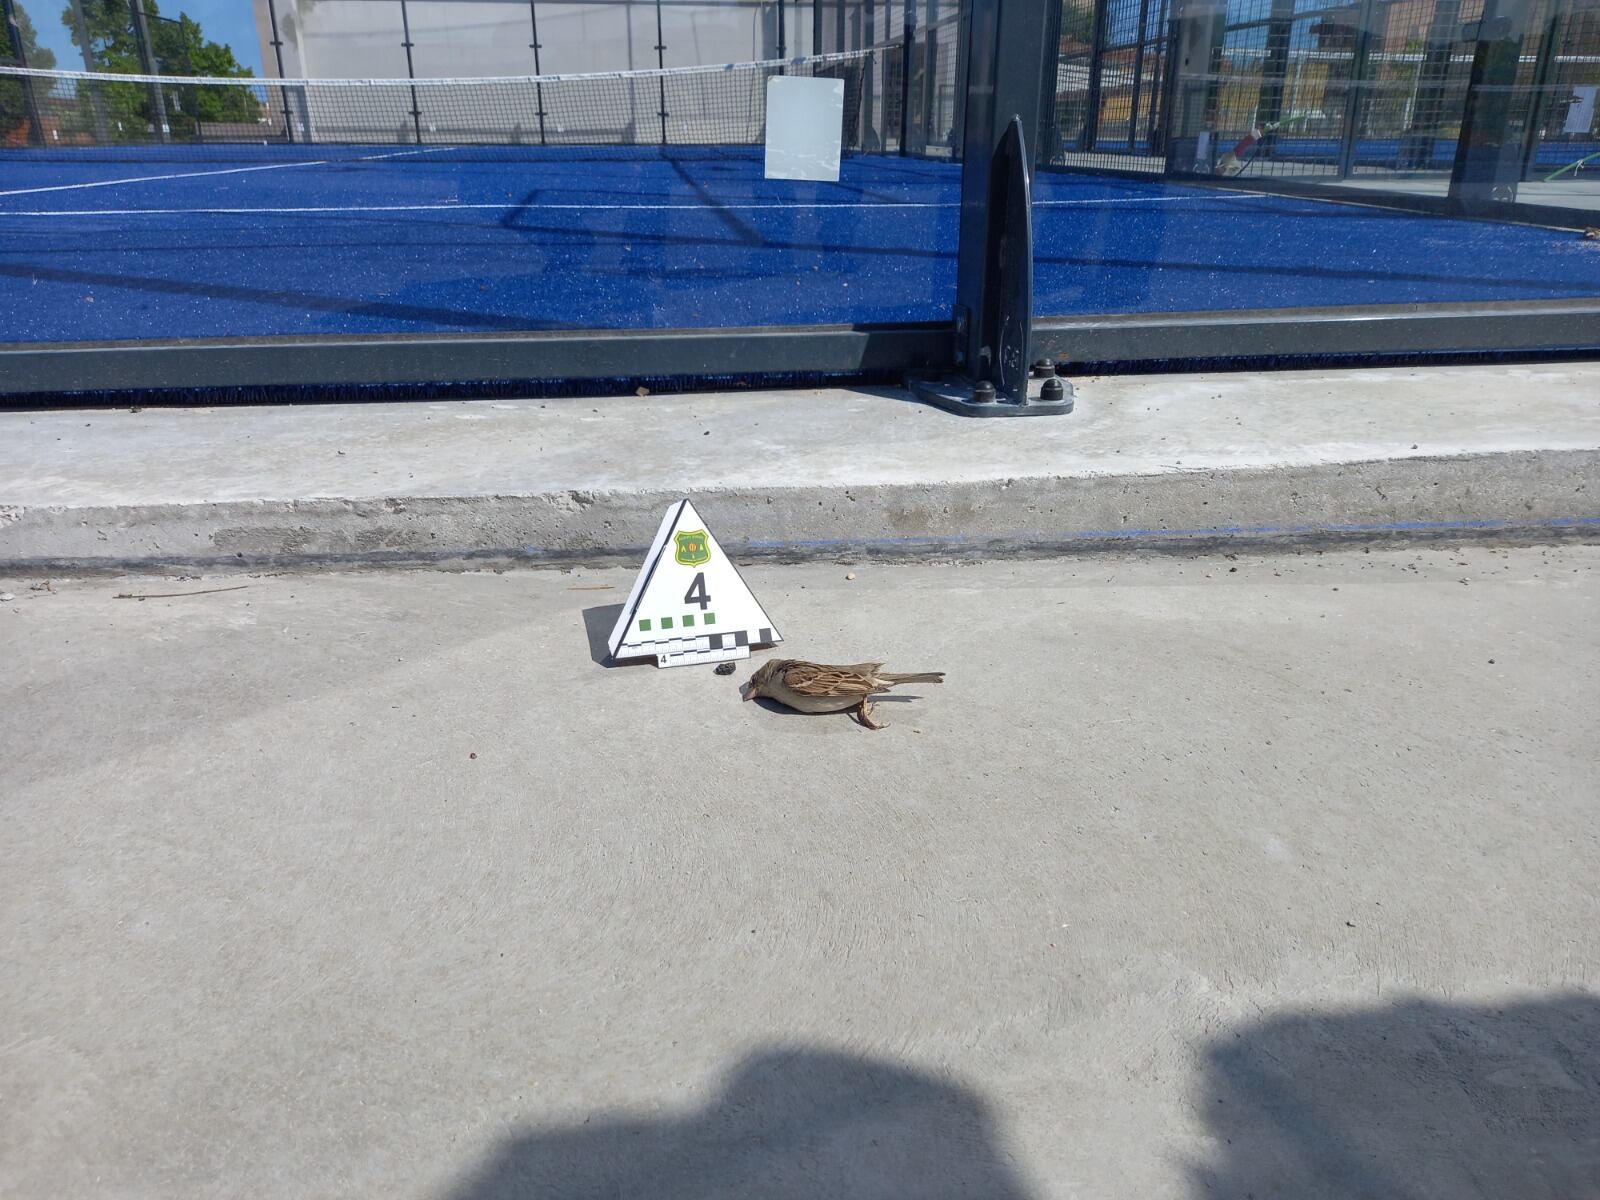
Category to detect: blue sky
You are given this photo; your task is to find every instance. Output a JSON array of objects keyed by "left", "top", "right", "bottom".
[{"left": 23, "top": 0, "right": 265, "bottom": 75}]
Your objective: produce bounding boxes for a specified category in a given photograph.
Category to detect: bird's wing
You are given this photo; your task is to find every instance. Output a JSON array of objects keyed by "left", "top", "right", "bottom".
[{"left": 780, "top": 661, "right": 888, "bottom": 699}]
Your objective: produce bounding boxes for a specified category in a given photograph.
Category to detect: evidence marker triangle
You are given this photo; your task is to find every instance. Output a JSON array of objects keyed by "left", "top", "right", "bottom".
[{"left": 607, "top": 499, "right": 781, "bottom": 668}]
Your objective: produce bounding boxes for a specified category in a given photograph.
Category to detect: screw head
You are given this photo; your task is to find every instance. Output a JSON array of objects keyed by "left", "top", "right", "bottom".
[{"left": 972, "top": 380, "right": 997, "bottom": 403}]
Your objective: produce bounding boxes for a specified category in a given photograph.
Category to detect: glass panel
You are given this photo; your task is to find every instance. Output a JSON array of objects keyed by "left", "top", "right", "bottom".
[
  {"left": 0, "top": 0, "right": 957, "bottom": 345},
  {"left": 1034, "top": 0, "right": 1600, "bottom": 323}
]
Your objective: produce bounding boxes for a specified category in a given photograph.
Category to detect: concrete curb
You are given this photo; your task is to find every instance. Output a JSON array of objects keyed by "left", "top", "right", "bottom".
[{"left": 3, "top": 449, "right": 1596, "bottom": 574}]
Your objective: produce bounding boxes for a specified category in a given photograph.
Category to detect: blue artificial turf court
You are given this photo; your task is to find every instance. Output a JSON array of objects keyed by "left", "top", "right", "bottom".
[{"left": 2, "top": 143, "right": 1599, "bottom": 344}]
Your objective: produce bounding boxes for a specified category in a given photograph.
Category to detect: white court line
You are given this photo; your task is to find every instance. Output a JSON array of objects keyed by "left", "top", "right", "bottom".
[
  {"left": 0, "top": 194, "right": 1258, "bottom": 217},
  {"left": 0, "top": 146, "right": 461, "bottom": 199}
]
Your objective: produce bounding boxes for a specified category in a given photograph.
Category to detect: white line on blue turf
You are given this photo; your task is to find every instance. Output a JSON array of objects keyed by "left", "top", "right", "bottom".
[
  {"left": 0, "top": 146, "right": 460, "bottom": 199},
  {"left": 0, "top": 193, "right": 1259, "bottom": 217}
]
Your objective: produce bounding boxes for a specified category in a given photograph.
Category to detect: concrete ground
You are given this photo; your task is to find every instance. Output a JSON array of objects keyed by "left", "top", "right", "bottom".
[
  {"left": 2, "top": 546, "right": 1597, "bottom": 1199},
  {"left": 3, "top": 363, "right": 1598, "bottom": 571}
]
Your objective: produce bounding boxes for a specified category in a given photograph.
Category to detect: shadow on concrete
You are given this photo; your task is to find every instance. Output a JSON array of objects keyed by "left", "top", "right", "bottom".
[
  {"left": 443, "top": 1047, "right": 1032, "bottom": 1200},
  {"left": 1192, "top": 994, "right": 1600, "bottom": 1200},
  {"left": 581, "top": 602, "right": 652, "bottom": 669},
  {"left": 748, "top": 693, "right": 924, "bottom": 726}
]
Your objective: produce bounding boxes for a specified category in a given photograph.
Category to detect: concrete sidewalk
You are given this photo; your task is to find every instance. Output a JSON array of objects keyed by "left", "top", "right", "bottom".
[
  {"left": 2, "top": 363, "right": 1598, "bottom": 571},
  {"left": 2, "top": 550, "right": 1596, "bottom": 1199}
]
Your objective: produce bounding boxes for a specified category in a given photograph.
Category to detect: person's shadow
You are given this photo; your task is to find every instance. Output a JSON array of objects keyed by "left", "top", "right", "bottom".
[
  {"left": 1192, "top": 993, "right": 1600, "bottom": 1199},
  {"left": 443, "top": 1048, "right": 1033, "bottom": 1199}
]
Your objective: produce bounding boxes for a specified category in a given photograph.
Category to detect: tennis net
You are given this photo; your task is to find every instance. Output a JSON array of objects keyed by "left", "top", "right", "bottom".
[{"left": 0, "top": 47, "right": 904, "bottom": 159}]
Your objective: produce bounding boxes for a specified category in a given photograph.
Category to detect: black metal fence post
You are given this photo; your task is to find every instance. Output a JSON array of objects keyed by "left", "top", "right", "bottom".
[
  {"left": 1335, "top": 0, "right": 1379, "bottom": 179},
  {"left": 898, "top": 0, "right": 914, "bottom": 153},
  {"left": 1037, "top": 0, "right": 1062, "bottom": 163},
  {"left": 1159, "top": 0, "right": 1225, "bottom": 175},
  {"left": 1450, "top": 0, "right": 1531, "bottom": 212},
  {"left": 909, "top": 0, "right": 1070, "bottom": 415},
  {"left": 127, "top": 0, "right": 169, "bottom": 143},
  {"left": 1144, "top": 0, "right": 1172, "bottom": 152},
  {"left": 654, "top": 0, "right": 667, "bottom": 143},
  {"left": 528, "top": 0, "right": 546, "bottom": 144},
  {"left": 1401, "top": 0, "right": 1460, "bottom": 170},
  {"left": 1518, "top": 0, "right": 1569, "bottom": 181},
  {"left": 1127, "top": 0, "right": 1153, "bottom": 151},
  {"left": 264, "top": 0, "right": 295, "bottom": 143},
  {"left": 1253, "top": 0, "right": 1294, "bottom": 161},
  {"left": 64, "top": 0, "right": 110, "bottom": 142},
  {"left": 398, "top": 0, "right": 422, "bottom": 143},
  {"left": 776, "top": 0, "right": 786, "bottom": 59},
  {"left": 1080, "top": 0, "right": 1108, "bottom": 152},
  {"left": 0, "top": 0, "right": 45, "bottom": 146}
]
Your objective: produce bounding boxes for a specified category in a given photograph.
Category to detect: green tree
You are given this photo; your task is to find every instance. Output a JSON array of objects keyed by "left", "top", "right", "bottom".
[
  {"left": 1059, "top": 0, "right": 1095, "bottom": 48},
  {"left": 1, "top": 1, "right": 58, "bottom": 141},
  {"left": 60, "top": 0, "right": 257, "bottom": 138},
  {"left": 3, "top": 2, "right": 59, "bottom": 67}
]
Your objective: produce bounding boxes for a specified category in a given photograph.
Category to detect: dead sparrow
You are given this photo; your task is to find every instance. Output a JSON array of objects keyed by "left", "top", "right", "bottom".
[{"left": 741, "top": 659, "right": 945, "bottom": 729}]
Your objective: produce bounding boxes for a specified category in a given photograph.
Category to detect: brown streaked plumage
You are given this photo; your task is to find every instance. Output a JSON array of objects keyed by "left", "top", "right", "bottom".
[{"left": 741, "top": 658, "right": 945, "bottom": 729}]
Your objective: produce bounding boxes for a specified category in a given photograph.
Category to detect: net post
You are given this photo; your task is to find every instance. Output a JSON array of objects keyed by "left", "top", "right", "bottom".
[
  {"left": 528, "top": 0, "right": 546, "bottom": 144},
  {"left": 127, "top": 0, "right": 170, "bottom": 144},
  {"left": 776, "top": 0, "right": 787, "bottom": 60},
  {"left": 398, "top": 0, "right": 423, "bottom": 144},
  {"left": 264, "top": 0, "right": 295, "bottom": 144}
]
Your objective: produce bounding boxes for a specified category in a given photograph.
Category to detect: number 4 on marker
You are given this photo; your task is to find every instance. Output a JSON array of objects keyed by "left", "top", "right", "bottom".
[{"left": 684, "top": 573, "right": 710, "bottom": 610}]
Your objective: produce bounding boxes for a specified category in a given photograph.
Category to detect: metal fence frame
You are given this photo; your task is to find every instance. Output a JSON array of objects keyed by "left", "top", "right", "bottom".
[{"left": 2, "top": 0, "right": 1599, "bottom": 400}]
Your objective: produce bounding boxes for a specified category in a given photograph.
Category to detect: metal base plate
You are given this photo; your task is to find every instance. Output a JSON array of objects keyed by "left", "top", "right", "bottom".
[{"left": 907, "top": 373, "right": 1075, "bottom": 418}]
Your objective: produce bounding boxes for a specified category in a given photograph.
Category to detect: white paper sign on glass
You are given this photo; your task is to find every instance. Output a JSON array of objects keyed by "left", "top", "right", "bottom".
[
  {"left": 607, "top": 499, "right": 782, "bottom": 668},
  {"left": 764, "top": 75, "right": 845, "bottom": 182}
]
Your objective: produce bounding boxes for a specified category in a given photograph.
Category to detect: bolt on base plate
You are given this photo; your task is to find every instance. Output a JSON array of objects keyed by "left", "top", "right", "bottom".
[{"left": 907, "top": 369, "right": 1075, "bottom": 418}]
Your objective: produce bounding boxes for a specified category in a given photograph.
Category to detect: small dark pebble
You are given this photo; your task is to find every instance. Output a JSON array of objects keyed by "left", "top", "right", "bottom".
[
  {"left": 469, "top": 752, "right": 477, "bottom": 760},
  {"left": 714, "top": 662, "right": 737, "bottom": 675}
]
